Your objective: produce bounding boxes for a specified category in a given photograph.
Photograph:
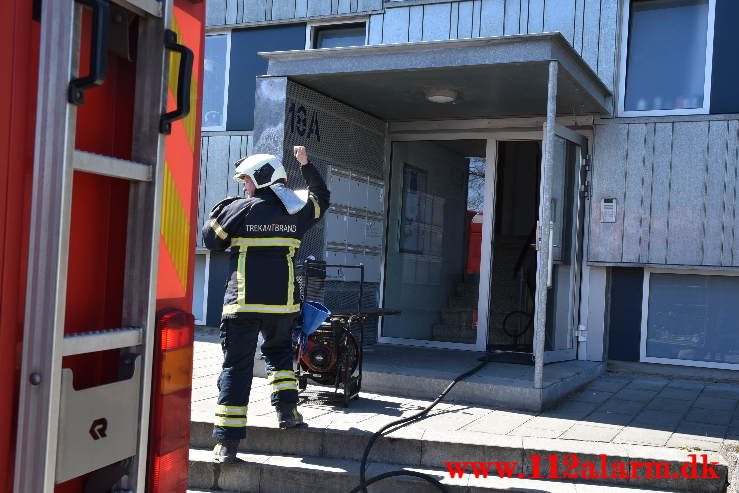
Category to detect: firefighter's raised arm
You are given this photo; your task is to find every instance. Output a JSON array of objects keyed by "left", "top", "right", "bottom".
[
  {"left": 293, "top": 146, "right": 330, "bottom": 223},
  {"left": 202, "top": 196, "right": 243, "bottom": 251}
]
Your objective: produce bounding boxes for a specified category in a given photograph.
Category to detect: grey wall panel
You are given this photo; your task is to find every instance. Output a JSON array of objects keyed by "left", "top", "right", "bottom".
[
  {"left": 581, "top": 0, "right": 601, "bottom": 74},
  {"left": 503, "top": 0, "right": 520, "bottom": 35},
  {"left": 728, "top": 121, "right": 739, "bottom": 266},
  {"left": 591, "top": 119, "right": 739, "bottom": 268},
  {"left": 202, "top": 136, "right": 232, "bottom": 244},
  {"left": 296, "top": 0, "right": 308, "bottom": 17},
  {"left": 207, "top": 0, "right": 227, "bottom": 27},
  {"left": 573, "top": 0, "right": 585, "bottom": 53},
  {"left": 472, "top": 0, "right": 482, "bottom": 37},
  {"left": 358, "top": 0, "right": 382, "bottom": 12},
  {"left": 589, "top": 123, "right": 627, "bottom": 262},
  {"left": 518, "top": 0, "right": 529, "bottom": 34},
  {"left": 450, "top": 2, "right": 459, "bottom": 39},
  {"left": 422, "top": 3, "right": 453, "bottom": 41},
  {"left": 621, "top": 124, "right": 648, "bottom": 263},
  {"left": 527, "top": 0, "right": 545, "bottom": 33},
  {"left": 410, "top": 6, "right": 424, "bottom": 42},
  {"left": 265, "top": 0, "right": 274, "bottom": 20},
  {"left": 198, "top": 137, "right": 209, "bottom": 249},
  {"left": 225, "top": 0, "right": 237, "bottom": 26},
  {"left": 665, "top": 123, "right": 709, "bottom": 266},
  {"left": 338, "top": 0, "right": 351, "bottom": 15},
  {"left": 227, "top": 136, "right": 242, "bottom": 197},
  {"left": 479, "top": 0, "right": 504, "bottom": 38},
  {"left": 704, "top": 121, "right": 730, "bottom": 266},
  {"left": 596, "top": 0, "right": 618, "bottom": 91},
  {"left": 244, "top": 0, "right": 267, "bottom": 23},
  {"left": 368, "top": 13, "right": 384, "bottom": 44},
  {"left": 383, "top": 7, "right": 410, "bottom": 44},
  {"left": 272, "top": 0, "right": 296, "bottom": 20},
  {"left": 646, "top": 123, "right": 673, "bottom": 264},
  {"left": 637, "top": 123, "right": 655, "bottom": 264},
  {"left": 544, "top": 0, "right": 576, "bottom": 45},
  {"left": 457, "top": 1, "right": 474, "bottom": 39},
  {"left": 308, "top": 0, "right": 332, "bottom": 17}
]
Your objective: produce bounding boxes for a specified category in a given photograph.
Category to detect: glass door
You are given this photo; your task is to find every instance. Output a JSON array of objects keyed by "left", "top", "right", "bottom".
[
  {"left": 380, "top": 140, "right": 489, "bottom": 349},
  {"left": 541, "top": 127, "right": 588, "bottom": 363}
]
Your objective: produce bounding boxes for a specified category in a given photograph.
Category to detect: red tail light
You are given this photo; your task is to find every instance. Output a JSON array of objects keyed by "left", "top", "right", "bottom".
[{"left": 147, "top": 309, "right": 195, "bottom": 493}]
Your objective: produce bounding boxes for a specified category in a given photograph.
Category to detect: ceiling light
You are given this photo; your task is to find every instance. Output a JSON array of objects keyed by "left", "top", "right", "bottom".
[{"left": 425, "top": 89, "right": 457, "bottom": 104}]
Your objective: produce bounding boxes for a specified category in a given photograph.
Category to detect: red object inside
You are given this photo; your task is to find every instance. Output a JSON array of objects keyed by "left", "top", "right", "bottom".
[{"left": 466, "top": 212, "right": 484, "bottom": 274}]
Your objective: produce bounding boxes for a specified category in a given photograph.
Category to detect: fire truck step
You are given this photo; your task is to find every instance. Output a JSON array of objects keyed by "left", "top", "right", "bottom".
[
  {"left": 73, "top": 150, "right": 152, "bottom": 182},
  {"left": 62, "top": 327, "right": 144, "bottom": 356}
]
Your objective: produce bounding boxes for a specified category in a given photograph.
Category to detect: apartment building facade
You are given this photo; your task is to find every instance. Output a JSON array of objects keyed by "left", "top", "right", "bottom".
[{"left": 194, "top": 0, "right": 739, "bottom": 373}]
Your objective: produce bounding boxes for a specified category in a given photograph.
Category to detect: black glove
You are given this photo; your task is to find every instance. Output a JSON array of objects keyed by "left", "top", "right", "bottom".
[{"left": 209, "top": 196, "right": 243, "bottom": 219}]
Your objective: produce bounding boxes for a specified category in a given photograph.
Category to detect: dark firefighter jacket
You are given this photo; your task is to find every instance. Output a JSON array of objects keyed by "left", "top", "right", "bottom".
[{"left": 202, "top": 163, "right": 330, "bottom": 318}]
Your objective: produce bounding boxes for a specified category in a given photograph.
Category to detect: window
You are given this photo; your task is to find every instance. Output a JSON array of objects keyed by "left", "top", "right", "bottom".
[
  {"left": 228, "top": 24, "right": 307, "bottom": 131},
  {"left": 641, "top": 270, "right": 739, "bottom": 369},
  {"left": 618, "top": 0, "right": 716, "bottom": 116},
  {"left": 202, "top": 34, "right": 230, "bottom": 130},
  {"left": 309, "top": 22, "right": 367, "bottom": 49}
]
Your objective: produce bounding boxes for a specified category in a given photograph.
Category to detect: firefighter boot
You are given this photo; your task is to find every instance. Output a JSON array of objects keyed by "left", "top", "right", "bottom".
[
  {"left": 276, "top": 403, "right": 304, "bottom": 428},
  {"left": 213, "top": 439, "right": 240, "bottom": 464}
]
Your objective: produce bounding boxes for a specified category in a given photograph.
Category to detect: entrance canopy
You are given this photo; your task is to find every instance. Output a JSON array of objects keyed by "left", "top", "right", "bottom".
[{"left": 259, "top": 33, "right": 612, "bottom": 120}]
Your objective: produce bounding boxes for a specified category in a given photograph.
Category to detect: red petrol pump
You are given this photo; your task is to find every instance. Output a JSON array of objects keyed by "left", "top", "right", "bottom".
[{"left": 1, "top": 0, "right": 205, "bottom": 491}]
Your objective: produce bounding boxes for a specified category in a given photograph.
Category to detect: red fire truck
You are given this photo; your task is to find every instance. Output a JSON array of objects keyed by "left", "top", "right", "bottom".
[{"left": 1, "top": 0, "right": 205, "bottom": 491}]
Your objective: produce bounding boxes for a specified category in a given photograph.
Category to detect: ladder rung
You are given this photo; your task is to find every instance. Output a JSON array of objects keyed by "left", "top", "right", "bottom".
[
  {"left": 73, "top": 150, "right": 152, "bottom": 182},
  {"left": 63, "top": 327, "right": 144, "bottom": 356},
  {"left": 110, "top": 0, "right": 162, "bottom": 17}
]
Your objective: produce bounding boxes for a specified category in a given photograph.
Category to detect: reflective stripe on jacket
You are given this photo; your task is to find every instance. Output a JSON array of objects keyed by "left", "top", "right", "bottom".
[{"left": 202, "top": 163, "right": 330, "bottom": 317}]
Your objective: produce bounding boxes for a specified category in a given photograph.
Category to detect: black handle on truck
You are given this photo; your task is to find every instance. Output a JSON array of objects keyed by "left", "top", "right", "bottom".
[
  {"left": 159, "top": 29, "right": 194, "bottom": 135},
  {"left": 68, "top": 0, "right": 110, "bottom": 105}
]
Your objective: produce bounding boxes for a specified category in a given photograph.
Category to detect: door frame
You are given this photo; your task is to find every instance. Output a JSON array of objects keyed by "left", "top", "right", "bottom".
[{"left": 541, "top": 124, "right": 589, "bottom": 363}]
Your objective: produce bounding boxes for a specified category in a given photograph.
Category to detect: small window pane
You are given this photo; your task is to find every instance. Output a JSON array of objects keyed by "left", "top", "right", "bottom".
[
  {"left": 202, "top": 35, "right": 228, "bottom": 129},
  {"left": 625, "top": 0, "right": 709, "bottom": 112},
  {"left": 646, "top": 273, "right": 739, "bottom": 365},
  {"left": 314, "top": 23, "right": 366, "bottom": 49}
]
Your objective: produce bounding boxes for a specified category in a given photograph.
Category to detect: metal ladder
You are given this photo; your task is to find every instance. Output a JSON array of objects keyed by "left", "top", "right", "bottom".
[{"left": 14, "top": 0, "right": 191, "bottom": 491}]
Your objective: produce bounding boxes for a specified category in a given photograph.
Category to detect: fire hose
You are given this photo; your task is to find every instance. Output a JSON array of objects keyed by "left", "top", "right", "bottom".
[{"left": 348, "top": 357, "right": 492, "bottom": 493}]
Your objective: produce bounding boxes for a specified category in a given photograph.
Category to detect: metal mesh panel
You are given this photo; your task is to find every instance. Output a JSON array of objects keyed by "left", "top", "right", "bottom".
[
  {"left": 296, "top": 266, "right": 380, "bottom": 345},
  {"left": 283, "top": 81, "right": 386, "bottom": 342}
]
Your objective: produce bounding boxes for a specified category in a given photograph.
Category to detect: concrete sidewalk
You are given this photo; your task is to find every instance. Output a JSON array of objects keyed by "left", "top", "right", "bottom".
[
  {"left": 193, "top": 331, "right": 739, "bottom": 452},
  {"left": 190, "top": 329, "right": 738, "bottom": 492}
]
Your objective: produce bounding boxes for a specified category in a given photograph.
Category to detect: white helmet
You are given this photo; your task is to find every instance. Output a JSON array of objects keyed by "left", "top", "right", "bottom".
[{"left": 232, "top": 153, "right": 288, "bottom": 188}]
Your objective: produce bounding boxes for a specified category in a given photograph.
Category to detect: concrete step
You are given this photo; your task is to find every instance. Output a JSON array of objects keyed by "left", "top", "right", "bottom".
[
  {"left": 188, "top": 448, "right": 696, "bottom": 493},
  {"left": 189, "top": 419, "right": 727, "bottom": 493},
  {"left": 441, "top": 309, "right": 475, "bottom": 326},
  {"left": 431, "top": 323, "right": 476, "bottom": 343},
  {"left": 448, "top": 294, "right": 478, "bottom": 309}
]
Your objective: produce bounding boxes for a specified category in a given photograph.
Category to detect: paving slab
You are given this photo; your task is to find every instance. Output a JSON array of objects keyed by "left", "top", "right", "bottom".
[{"left": 190, "top": 329, "right": 737, "bottom": 493}]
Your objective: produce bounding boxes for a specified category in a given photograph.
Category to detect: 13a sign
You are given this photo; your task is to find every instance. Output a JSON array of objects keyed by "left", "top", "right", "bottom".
[{"left": 287, "top": 100, "right": 320, "bottom": 141}]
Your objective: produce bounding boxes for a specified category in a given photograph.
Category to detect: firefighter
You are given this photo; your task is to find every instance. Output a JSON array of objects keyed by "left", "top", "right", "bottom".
[{"left": 202, "top": 145, "right": 330, "bottom": 463}]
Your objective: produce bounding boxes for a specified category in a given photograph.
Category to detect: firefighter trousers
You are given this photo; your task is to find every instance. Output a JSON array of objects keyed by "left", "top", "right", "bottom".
[{"left": 212, "top": 314, "right": 299, "bottom": 441}]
